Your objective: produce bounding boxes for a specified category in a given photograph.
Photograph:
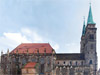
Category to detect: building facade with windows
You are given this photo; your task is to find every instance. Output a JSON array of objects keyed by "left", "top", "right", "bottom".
[
  {"left": 54, "top": 4, "right": 98, "bottom": 75},
  {"left": 1, "top": 4, "right": 98, "bottom": 75}
]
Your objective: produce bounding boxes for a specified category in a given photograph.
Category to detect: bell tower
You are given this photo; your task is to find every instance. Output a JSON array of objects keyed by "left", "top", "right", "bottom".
[{"left": 80, "top": 4, "right": 97, "bottom": 74}]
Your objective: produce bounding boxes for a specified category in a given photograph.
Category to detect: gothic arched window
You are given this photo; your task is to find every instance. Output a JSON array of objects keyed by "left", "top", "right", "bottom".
[
  {"left": 40, "top": 58, "right": 45, "bottom": 64},
  {"left": 22, "top": 58, "right": 26, "bottom": 65},
  {"left": 76, "top": 61, "right": 77, "bottom": 66},
  {"left": 70, "top": 61, "right": 72, "bottom": 65},
  {"left": 89, "top": 60, "right": 92, "bottom": 64},
  {"left": 40, "top": 64, "right": 44, "bottom": 74}
]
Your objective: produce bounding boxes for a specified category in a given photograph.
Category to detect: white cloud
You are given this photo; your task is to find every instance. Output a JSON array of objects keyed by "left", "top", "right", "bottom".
[
  {"left": 0, "top": 28, "right": 59, "bottom": 53},
  {"left": 4, "top": 32, "right": 31, "bottom": 43},
  {"left": 21, "top": 28, "right": 43, "bottom": 43}
]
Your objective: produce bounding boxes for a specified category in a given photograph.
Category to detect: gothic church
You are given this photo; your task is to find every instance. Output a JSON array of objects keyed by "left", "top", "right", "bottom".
[{"left": 1, "top": 4, "right": 98, "bottom": 75}]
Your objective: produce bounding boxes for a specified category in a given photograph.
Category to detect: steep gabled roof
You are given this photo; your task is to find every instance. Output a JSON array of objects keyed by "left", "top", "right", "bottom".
[
  {"left": 56, "top": 53, "right": 85, "bottom": 60},
  {"left": 10, "top": 43, "right": 53, "bottom": 54}
]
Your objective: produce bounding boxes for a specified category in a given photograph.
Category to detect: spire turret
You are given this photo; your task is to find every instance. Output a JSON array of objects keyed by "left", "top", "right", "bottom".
[
  {"left": 82, "top": 17, "right": 86, "bottom": 36},
  {"left": 87, "top": 3, "right": 95, "bottom": 24}
]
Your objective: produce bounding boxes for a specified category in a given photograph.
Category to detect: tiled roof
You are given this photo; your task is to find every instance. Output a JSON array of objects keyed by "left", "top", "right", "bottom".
[
  {"left": 56, "top": 53, "right": 85, "bottom": 60},
  {"left": 23, "top": 62, "right": 36, "bottom": 68},
  {"left": 10, "top": 43, "right": 53, "bottom": 54}
]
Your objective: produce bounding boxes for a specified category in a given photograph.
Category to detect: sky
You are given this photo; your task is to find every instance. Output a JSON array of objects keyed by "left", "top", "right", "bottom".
[{"left": 0, "top": 0, "right": 100, "bottom": 69}]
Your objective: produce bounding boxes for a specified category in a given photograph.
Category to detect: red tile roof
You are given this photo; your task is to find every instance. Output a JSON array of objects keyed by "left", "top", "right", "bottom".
[
  {"left": 23, "top": 62, "right": 36, "bottom": 68},
  {"left": 10, "top": 43, "right": 53, "bottom": 54}
]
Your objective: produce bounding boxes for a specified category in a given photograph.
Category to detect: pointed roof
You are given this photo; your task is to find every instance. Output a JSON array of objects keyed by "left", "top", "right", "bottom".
[
  {"left": 87, "top": 4, "right": 95, "bottom": 24},
  {"left": 82, "top": 18, "right": 86, "bottom": 35}
]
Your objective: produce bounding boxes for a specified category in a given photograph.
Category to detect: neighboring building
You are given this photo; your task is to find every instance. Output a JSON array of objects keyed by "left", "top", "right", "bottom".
[
  {"left": 1, "top": 4, "right": 98, "bottom": 75},
  {"left": 22, "top": 62, "right": 38, "bottom": 75},
  {"left": 55, "top": 4, "right": 98, "bottom": 75}
]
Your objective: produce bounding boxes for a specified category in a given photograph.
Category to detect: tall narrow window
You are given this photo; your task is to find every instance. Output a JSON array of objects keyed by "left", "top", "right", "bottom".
[
  {"left": 76, "top": 61, "right": 77, "bottom": 66},
  {"left": 22, "top": 58, "right": 26, "bottom": 65},
  {"left": 40, "top": 64, "right": 44, "bottom": 73},
  {"left": 89, "top": 60, "right": 92, "bottom": 64},
  {"left": 70, "top": 61, "right": 72, "bottom": 65}
]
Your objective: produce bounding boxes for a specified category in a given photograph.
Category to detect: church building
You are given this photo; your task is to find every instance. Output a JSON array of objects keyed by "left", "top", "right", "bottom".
[{"left": 1, "top": 4, "right": 98, "bottom": 75}]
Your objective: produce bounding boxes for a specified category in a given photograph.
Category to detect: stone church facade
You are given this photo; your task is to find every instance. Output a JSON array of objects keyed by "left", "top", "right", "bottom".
[{"left": 1, "top": 5, "right": 98, "bottom": 75}]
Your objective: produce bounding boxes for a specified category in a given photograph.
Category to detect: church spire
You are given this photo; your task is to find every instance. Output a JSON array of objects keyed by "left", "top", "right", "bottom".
[
  {"left": 82, "top": 17, "right": 86, "bottom": 36},
  {"left": 87, "top": 3, "right": 95, "bottom": 24}
]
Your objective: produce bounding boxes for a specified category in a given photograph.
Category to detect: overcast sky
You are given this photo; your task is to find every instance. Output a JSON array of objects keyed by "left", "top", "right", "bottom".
[{"left": 0, "top": 0, "right": 100, "bottom": 69}]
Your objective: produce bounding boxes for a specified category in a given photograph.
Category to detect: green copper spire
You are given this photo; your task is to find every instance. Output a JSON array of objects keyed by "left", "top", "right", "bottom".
[
  {"left": 87, "top": 3, "right": 95, "bottom": 24},
  {"left": 82, "top": 17, "right": 86, "bottom": 35}
]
